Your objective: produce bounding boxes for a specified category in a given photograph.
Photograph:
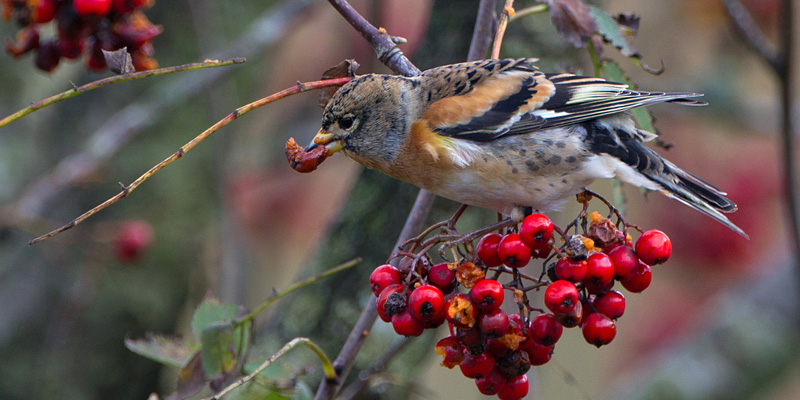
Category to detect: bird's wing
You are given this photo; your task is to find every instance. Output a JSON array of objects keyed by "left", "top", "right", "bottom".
[{"left": 424, "top": 62, "right": 705, "bottom": 142}]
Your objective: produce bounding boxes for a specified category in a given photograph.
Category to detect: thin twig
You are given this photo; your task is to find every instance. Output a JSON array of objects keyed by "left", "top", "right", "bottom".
[
  {"left": 509, "top": 4, "right": 548, "bottom": 21},
  {"left": 11, "top": 0, "right": 314, "bottom": 224},
  {"left": 206, "top": 337, "right": 336, "bottom": 400},
  {"left": 0, "top": 59, "right": 246, "bottom": 130},
  {"left": 491, "top": 0, "right": 515, "bottom": 58},
  {"left": 237, "top": 258, "right": 361, "bottom": 326},
  {"left": 28, "top": 77, "right": 353, "bottom": 245},
  {"left": 336, "top": 338, "right": 410, "bottom": 400}
]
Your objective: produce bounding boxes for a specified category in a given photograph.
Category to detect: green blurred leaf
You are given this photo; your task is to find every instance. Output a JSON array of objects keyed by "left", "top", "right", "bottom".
[
  {"left": 191, "top": 296, "right": 242, "bottom": 340},
  {"left": 200, "top": 321, "right": 238, "bottom": 380},
  {"left": 589, "top": 5, "right": 637, "bottom": 57},
  {"left": 599, "top": 59, "right": 656, "bottom": 132},
  {"left": 124, "top": 333, "right": 198, "bottom": 368}
]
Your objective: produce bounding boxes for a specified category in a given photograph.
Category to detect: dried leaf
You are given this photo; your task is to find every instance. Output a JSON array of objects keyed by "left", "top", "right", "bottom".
[
  {"left": 175, "top": 352, "right": 206, "bottom": 399},
  {"left": 102, "top": 47, "right": 135, "bottom": 74},
  {"left": 125, "top": 333, "right": 198, "bottom": 368},
  {"left": 318, "top": 59, "right": 359, "bottom": 108},
  {"left": 543, "top": 0, "right": 598, "bottom": 48},
  {"left": 589, "top": 6, "right": 663, "bottom": 74},
  {"left": 614, "top": 13, "right": 640, "bottom": 35}
]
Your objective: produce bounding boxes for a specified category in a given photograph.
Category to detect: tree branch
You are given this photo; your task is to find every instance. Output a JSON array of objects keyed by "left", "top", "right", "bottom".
[
  {"left": 313, "top": 1, "right": 501, "bottom": 398},
  {"left": 721, "top": 0, "right": 781, "bottom": 72}
]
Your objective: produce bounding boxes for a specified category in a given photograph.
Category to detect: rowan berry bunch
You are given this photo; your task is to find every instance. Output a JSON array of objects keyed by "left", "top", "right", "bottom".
[
  {"left": 3, "top": 0, "right": 161, "bottom": 72},
  {"left": 368, "top": 192, "right": 672, "bottom": 399}
]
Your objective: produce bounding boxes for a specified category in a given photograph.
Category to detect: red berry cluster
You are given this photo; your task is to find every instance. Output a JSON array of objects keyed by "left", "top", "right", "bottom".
[
  {"left": 369, "top": 207, "right": 673, "bottom": 400},
  {"left": 3, "top": 0, "right": 161, "bottom": 72}
]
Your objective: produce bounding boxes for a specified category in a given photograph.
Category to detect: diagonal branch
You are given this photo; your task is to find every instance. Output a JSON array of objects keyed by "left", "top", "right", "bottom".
[{"left": 721, "top": 0, "right": 781, "bottom": 72}]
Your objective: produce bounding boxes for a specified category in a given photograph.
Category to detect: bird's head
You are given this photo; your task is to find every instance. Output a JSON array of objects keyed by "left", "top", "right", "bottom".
[{"left": 307, "top": 74, "right": 420, "bottom": 169}]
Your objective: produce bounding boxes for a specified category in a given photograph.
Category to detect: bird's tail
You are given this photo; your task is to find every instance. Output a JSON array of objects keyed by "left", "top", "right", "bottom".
[{"left": 586, "top": 120, "right": 747, "bottom": 238}]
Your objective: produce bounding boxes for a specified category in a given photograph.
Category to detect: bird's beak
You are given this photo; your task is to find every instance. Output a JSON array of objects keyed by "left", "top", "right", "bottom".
[{"left": 306, "top": 128, "right": 343, "bottom": 154}]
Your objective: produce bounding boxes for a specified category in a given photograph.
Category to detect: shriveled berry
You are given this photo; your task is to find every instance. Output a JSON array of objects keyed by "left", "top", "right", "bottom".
[
  {"left": 428, "top": 263, "right": 457, "bottom": 294},
  {"left": 582, "top": 313, "right": 617, "bottom": 347},
  {"left": 498, "top": 374, "right": 529, "bottom": 400},
  {"left": 621, "top": 260, "right": 652, "bottom": 293},
  {"left": 369, "top": 264, "right": 402, "bottom": 296},
  {"left": 636, "top": 229, "right": 672, "bottom": 265},
  {"left": 519, "top": 213, "right": 554, "bottom": 250},
  {"left": 456, "top": 327, "right": 485, "bottom": 355},
  {"left": 435, "top": 336, "right": 464, "bottom": 369},
  {"left": 34, "top": 40, "right": 60, "bottom": 72},
  {"left": 376, "top": 284, "right": 405, "bottom": 322},
  {"left": 57, "top": 37, "right": 84, "bottom": 60},
  {"left": 475, "top": 367, "right": 507, "bottom": 396},
  {"left": 497, "top": 233, "right": 531, "bottom": 269},
  {"left": 608, "top": 245, "right": 640, "bottom": 280},
  {"left": 496, "top": 349, "right": 530, "bottom": 377},
  {"left": 544, "top": 280, "right": 579, "bottom": 314},
  {"left": 592, "top": 290, "right": 625, "bottom": 319},
  {"left": 470, "top": 279, "right": 504, "bottom": 312},
  {"left": 459, "top": 351, "right": 494, "bottom": 378},
  {"left": 113, "top": 0, "right": 146, "bottom": 13},
  {"left": 408, "top": 285, "right": 445, "bottom": 322},
  {"left": 554, "top": 257, "right": 587, "bottom": 283},
  {"left": 476, "top": 233, "right": 503, "bottom": 267},
  {"left": 445, "top": 293, "right": 479, "bottom": 328},
  {"left": 391, "top": 309, "right": 424, "bottom": 337},
  {"left": 530, "top": 313, "right": 563, "bottom": 346},
  {"left": 554, "top": 298, "right": 583, "bottom": 328},
  {"left": 479, "top": 308, "right": 510, "bottom": 339}
]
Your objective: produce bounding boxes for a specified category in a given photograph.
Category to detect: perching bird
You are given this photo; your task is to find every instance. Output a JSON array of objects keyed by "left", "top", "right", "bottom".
[{"left": 305, "top": 58, "right": 745, "bottom": 237}]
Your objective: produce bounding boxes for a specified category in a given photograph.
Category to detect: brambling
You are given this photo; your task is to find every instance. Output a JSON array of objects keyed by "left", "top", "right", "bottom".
[{"left": 304, "top": 58, "right": 744, "bottom": 236}]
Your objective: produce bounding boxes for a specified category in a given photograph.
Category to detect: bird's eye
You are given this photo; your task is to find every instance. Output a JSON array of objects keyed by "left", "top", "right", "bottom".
[{"left": 338, "top": 116, "right": 355, "bottom": 130}]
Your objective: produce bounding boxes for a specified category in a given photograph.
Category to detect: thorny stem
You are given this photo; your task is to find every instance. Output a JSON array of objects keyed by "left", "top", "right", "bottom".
[
  {"left": 206, "top": 337, "right": 335, "bottom": 400},
  {"left": 28, "top": 76, "right": 353, "bottom": 245},
  {"left": 236, "top": 258, "right": 361, "bottom": 327},
  {"left": 0, "top": 58, "right": 246, "bottom": 130}
]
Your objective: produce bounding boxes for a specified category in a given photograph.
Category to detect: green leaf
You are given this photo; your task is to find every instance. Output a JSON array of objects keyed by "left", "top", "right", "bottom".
[
  {"left": 191, "top": 296, "right": 242, "bottom": 340},
  {"left": 200, "top": 321, "right": 238, "bottom": 380},
  {"left": 589, "top": 5, "right": 638, "bottom": 57},
  {"left": 125, "top": 333, "right": 198, "bottom": 368},
  {"left": 599, "top": 59, "right": 656, "bottom": 132}
]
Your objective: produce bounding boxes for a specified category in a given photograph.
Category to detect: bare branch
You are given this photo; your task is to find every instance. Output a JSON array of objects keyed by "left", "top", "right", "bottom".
[
  {"left": 721, "top": 0, "right": 781, "bottom": 72},
  {"left": 326, "top": 0, "right": 421, "bottom": 76},
  {"left": 491, "top": 0, "right": 516, "bottom": 58},
  {"left": 468, "top": 0, "right": 498, "bottom": 61}
]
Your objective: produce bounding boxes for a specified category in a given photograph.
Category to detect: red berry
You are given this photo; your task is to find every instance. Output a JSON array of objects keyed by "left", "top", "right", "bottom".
[
  {"left": 391, "top": 309, "right": 424, "bottom": 337},
  {"left": 113, "top": 0, "right": 146, "bottom": 13},
  {"left": 592, "top": 290, "right": 626, "bottom": 319},
  {"left": 544, "top": 280, "right": 579, "bottom": 314},
  {"left": 519, "top": 213, "right": 554, "bottom": 250},
  {"left": 498, "top": 374, "right": 529, "bottom": 400},
  {"left": 445, "top": 293, "right": 479, "bottom": 328},
  {"left": 584, "top": 252, "right": 615, "bottom": 289},
  {"left": 636, "top": 229, "right": 672, "bottom": 265},
  {"left": 479, "top": 308, "right": 510, "bottom": 339},
  {"left": 519, "top": 339, "right": 553, "bottom": 366},
  {"left": 376, "top": 284, "right": 405, "bottom": 322},
  {"left": 582, "top": 313, "right": 617, "bottom": 347},
  {"left": 470, "top": 279, "right": 505, "bottom": 312},
  {"left": 621, "top": 260, "right": 652, "bottom": 293},
  {"left": 34, "top": 40, "right": 61, "bottom": 72},
  {"left": 476, "top": 233, "right": 503, "bottom": 267},
  {"left": 554, "top": 257, "right": 587, "bottom": 283},
  {"left": 369, "top": 264, "right": 402, "bottom": 296},
  {"left": 608, "top": 245, "right": 640, "bottom": 280},
  {"left": 585, "top": 278, "right": 614, "bottom": 296},
  {"left": 459, "top": 351, "right": 494, "bottom": 378},
  {"left": 475, "top": 367, "right": 507, "bottom": 396},
  {"left": 408, "top": 285, "right": 445, "bottom": 322},
  {"left": 32, "top": 0, "right": 58, "bottom": 23},
  {"left": 57, "top": 37, "right": 85, "bottom": 60},
  {"left": 529, "top": 313, "right": 563, "bottom": 346},
  {"left": 428, "top": 263, "right": 456, "bottom": 294},
  {"left": 114, "top": 220, "right": 154, "bottom": 262},
  {"left": 73, "top": 0, "right": 112, "bottom": 17},
  {"left": 497, "top": 233, "right": 531, "bottom": 269},
  {"left": 435, "top": 336, "right": 464, "bottom": 369}
]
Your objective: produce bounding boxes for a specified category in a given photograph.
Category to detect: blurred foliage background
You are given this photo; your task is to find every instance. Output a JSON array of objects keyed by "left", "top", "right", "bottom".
[{"left": 0, "top": 0, "right": 797, "bottom": 399}]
